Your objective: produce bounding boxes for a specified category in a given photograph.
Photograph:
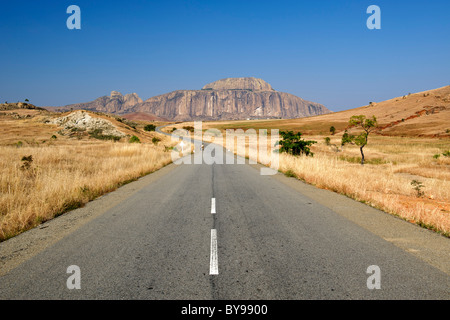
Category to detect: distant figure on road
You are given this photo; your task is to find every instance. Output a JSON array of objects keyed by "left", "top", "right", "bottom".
[{"left": 201, "top": 144, "right": 204, "bottom": 150}]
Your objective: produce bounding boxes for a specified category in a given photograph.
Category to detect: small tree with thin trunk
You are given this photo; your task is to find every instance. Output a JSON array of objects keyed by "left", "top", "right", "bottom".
[
  {"left": 330, "top": 126, "right": 336, "bottom": 135},
  {"left": 341, "top": 115, "right": 378, "bottom": 165}
]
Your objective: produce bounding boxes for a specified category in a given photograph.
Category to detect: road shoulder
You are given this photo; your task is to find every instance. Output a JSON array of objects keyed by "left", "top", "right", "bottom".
[
  {"left": 0, "top": 162, "right": 179, "bottom": 277},
  {"left": 249, "top": 163, "right": 450, "bottom": 276}
]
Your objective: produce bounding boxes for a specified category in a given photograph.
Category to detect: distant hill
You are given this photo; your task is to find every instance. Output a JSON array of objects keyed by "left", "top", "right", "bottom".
[
  {"left": 310, "top": 85, "right": 450, "bottom": 137},
  {"left": 45, "top": 77, "right": 331, "bottom": 121},
  {"left": 1, "top": 102, "right": 46, "bottom": 112},
  {"left": 206, "top": 85, "right": 450, "bottom": 138},
  {"left": 45, "top": 91, "right": 143, "bottom": 114}
]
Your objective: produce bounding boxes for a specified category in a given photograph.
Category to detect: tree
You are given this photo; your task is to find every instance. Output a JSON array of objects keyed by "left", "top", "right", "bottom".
[
  {"left": 329, "top": 126, "right": 336, "bottom": 135},
  {"left": 25, "top": 99, "right": 29, "bottom": 103},
  {"left": 341, "top": 115, "right": 378, "bottom": 165},
  {"left": 276, "top": 131, "right": 316, "bottom": 156}
]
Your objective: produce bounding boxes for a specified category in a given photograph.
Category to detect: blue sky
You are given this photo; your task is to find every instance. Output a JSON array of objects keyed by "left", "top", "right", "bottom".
[{"left": 1, "top": 0, "right": 449, "bottom": 111}]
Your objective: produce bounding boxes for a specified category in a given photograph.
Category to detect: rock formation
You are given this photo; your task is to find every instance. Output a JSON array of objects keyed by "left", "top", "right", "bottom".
[
  {"left": 54, "top": 78, "right": 330, "bottom": 121},
  {"left": 50, "top": 110, "right": 126, "bottom": 138},
  {"left": 63, "top": 91, "right": 143, "bottom": 115}
]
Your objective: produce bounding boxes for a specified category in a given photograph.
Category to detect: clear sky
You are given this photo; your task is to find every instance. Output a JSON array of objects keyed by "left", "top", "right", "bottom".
[{"left": 1, "top": 0, "right": 449, "bottom": 112}]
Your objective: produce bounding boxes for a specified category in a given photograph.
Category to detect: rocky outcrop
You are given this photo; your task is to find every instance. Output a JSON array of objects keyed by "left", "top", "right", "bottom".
[
  {"left": 139, "top": 88, "right": 329, "bottom": 121},
  {"left": 50, "top": 110, "right": 126, "bottom": 137},
  {"left": 63, "top": 91, "right": 143, "bottom": 114},
  {"left": 55, "top": 78, "right": 330, "bottom": 120},
  {"left": 202, "top": 77, "right": 274, "bottom": 91},
  {"left": 139, "top": 77, "right": 330, "bottom": 120}
]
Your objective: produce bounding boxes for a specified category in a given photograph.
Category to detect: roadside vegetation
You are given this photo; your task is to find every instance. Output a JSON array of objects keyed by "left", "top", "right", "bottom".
[
  {"left": 196, "top": 119, "right": 450, "bottom": 237},
  {"left": 0, "top": 109, "right": 174, "bottom": 241}
]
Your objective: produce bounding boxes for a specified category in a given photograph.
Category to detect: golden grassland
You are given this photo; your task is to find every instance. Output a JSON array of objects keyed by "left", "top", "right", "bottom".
[
  {"left": 0, "top": 110, "right": 175, "bottom": 241},
  {"left": 200, "top": 129, "right": 450, "bottom": 237}
]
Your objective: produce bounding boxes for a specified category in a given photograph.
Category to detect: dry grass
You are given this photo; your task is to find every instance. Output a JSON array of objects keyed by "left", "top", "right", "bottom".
[
  {"left": 203, "top": 131, "right": 450, "bottom": 237},
  {"left": 0, "top": 142, "right": 173, "bottom": 241},
  {"left": 0, "top": 110, "right": 175, "bottom": 241}
]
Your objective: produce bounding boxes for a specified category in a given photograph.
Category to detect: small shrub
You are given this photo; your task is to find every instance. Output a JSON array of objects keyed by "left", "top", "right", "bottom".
[
  {"left": 411, "top": 180, "right": 425, "bottom": 197},
  {"left": 51, "top": 135, "right": 57, "bottom": 140},
  {"left": 20, "top": 155, "right": 33, "bottom": 170},
  {"left": 324, "top": 137, "right": 331, "bottom": 146},
  {"left": 183, "top": 126, "right": 195, "bottom": 133},
  {"left": 144, "top": 124, "right": 156, "bottom": 132},
  {"left": 152, "top": 137, "right": 161, "bottom": 145},
  {"left": 432, "top": 154, "right": 441, "bottom": 159},
  {"left": 284, "top": 169, "right": 296, "bottom": 178},
  {"left": 16, "top": 141, "right": 23, "bottom": 148},
  {"left": 442, "top": 150, "right": 450, "bottom": 157},
  {"left": 129, "top": 135, "right": 140, "bottom": 143},
  {"left": 89, "top": 129, "right": 121, "bottom": 141},
  {"left": 124, "top": 120, "right": 137, "bottom": 129}
]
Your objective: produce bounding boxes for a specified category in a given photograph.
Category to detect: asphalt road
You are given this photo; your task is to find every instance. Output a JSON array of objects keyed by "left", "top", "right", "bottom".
[{"left": 0, "top": 136, "right": 449, "bottom": 299}]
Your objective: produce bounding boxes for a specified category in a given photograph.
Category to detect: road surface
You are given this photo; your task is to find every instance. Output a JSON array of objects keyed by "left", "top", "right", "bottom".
[{"left": 0, "top": 136, "right": 449, "bottom": 300}]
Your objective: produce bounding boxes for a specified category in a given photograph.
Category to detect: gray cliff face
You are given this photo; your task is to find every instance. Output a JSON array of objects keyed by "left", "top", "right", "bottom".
[
  {"left": 138, "top": 89, "right": 330, "bottom": 121},
  {"left": 64, "top": 91, "right": 143, "bottom": 114},
  {"left": 59, "top": 78, "right": 331, "bottom": 120}
]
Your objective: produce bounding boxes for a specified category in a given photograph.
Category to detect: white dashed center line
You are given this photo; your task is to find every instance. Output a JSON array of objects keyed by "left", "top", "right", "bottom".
[
  {"left": 210, "top": 229, "right": 219, "bottom": 275},
  {"left": 211, "top": 198, "right": 216, "bottom": 214}
]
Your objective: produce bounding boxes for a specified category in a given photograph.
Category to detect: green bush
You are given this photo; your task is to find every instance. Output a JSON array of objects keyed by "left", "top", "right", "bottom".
[
  {"left": 129, "top": 135, "right": 140, "bottom": 143},
  {"left": 144, "top": 124, "right": 156, "bottom": 131},
  {"left": 152, "top": 137, "right": 161, "bottom": 145},
  {"left": 276, "top": 131, "right": 316, "bottom": 156}
]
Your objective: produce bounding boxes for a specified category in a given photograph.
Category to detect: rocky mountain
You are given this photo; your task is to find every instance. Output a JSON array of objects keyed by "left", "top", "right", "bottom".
[
  {"left": 203, "top": 77, "right": 274, "bottom": 91},
  {"left": 59, "top": 91, "right": 143, "bottom": 115},
  {"left": 51, "top": 78, "right": 331, "bottom": 121}
]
